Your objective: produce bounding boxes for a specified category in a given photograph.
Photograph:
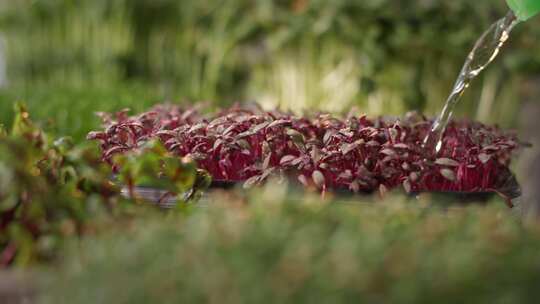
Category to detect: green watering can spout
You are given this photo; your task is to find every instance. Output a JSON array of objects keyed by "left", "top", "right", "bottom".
[{"left": 507, "top": 0, "right": 540, "bottom": 21}]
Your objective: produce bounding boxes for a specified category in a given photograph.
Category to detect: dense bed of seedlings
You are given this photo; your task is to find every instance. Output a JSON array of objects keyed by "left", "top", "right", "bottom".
[{"left": 88, "top": 104, "right": 522, "bottom": 205}]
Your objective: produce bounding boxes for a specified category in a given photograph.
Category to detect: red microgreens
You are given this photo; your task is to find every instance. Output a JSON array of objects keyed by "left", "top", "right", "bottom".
[{"left": 88, "top": 104, "right": 523, "bottom": 206}]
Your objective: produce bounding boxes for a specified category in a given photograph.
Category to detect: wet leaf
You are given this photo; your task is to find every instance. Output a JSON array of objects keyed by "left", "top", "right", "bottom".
[
  {"left": 105, "top": 146, "right": 127, "bottom": 158},
  {"left": 187, "top": 123, "right": 206, "bottom": 133},
  {"left": 286, "top": 129, "right": 304, "bottom": 141},
  {"left": 403, "top": 179, "right": 412, "bottom": 193},
  {"left": 435, "top": 158, "right": 460, "bottom": 167},
  {"left": 243, "top": 175, "right": 260, "bottom": 189},
  {"left": 339, "top": 129, "right": 354, "bottom": 138},
  {"left": 87, "top": 131, "right": 106, "bottom": 141},
  {"left": 223, "top": 124, "right": 238, "bottom": 136},
  {"left": 366, "top": 140, "right": 380, "bottom": 147},
  {"left": 262, "top": 141, "right": 271, "bottom": 155},
  {"left": 298, "top": 174, "right": 308, "bottom": 186},
  {"left": 252, "top": 121, "right": 270, "bottom": 133},
  {"left": 401, "top": 162, "right": 410, "bottom": 171},
  {"left": 482, "top": 144, "right": 500, "bottom": 152},
  {"left": 280, "top": 155, "right": 297, "bottom": 165},
  {"left": 393, "top": 143, "right": 409, "bottom": 149},
  {"left": 310, "top": 147, "right": 322, "bottom": 163},
  {"left": 236, "top": 139, "right": 251, "bottom": 150},
  {"left": 338, "top": 170, "right": 353, "bottom": 180},
  {"left": 379, "top": 184, "right": 388, "bottom": 197},
  {"left": 323, "top": 131, "right": 335, "bottom": 145},
  {"left": 440, "top": 169, "right": 456, "bottom": 181},
  {"left": 156, "top": 130, "right": 176, "bottom": 136},
  {"left": 349, "top": 180, "right": 360, "bottom": 193},
  {"left": 267, "top": 119, "right": 290, "bottom": 129},
  {"left": 340, "top": 142, "right": 358, "bottom": 155},
  {"left": 209, "top": 116, "right": 228, "bottom": 127},
  {"left": 355, "top": 139, "right": 366, "bottom": 146},
  {"left": 213, "top": 139, "right": 224, "bottom": 150},
  {"left": 389, "top": 128, "right": 398, "bottom": 142},
  {"left": 263, "top": 153, "right": 272, "bottom": 170},
  {"left": 380, "top": 149, "right": 396, "bottom": 156},
  {"left": 260, "top": 167, "right": 275, "bottom": 181},
  {"left": 478, "top": 153, "right": 491, "bottom": 164},
  {"left": 312, "top": 170, "right": 325, "bottom": 188},
  {"left": 236, "top": 130, "right": 254, "bottom": 139}
]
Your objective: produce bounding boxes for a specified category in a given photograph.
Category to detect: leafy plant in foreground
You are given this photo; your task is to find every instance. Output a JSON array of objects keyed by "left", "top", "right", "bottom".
[
  {"left": 0, "top": 104, "right": 123, "bottom": 266},
  {"left": 0, "top": 104, "right": 205, "bottom": 267},
  {"left": 114, "top": 139, "right": 211, "bottom": 204}
]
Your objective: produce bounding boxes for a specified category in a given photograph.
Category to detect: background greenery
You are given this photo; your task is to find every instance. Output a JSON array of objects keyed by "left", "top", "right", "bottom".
[
  {"left": 2, "top": 0, "right": 540, "bottom": 141},
  {"left": 1, "top": 1, "right": 540, "bottom": 302}
]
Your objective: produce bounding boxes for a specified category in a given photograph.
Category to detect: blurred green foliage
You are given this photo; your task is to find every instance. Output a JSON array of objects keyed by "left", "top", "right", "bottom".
[
  {"left": 2, "top": 0, "right": 540, "bottom": 140},
  {"left": 0, "top": 105, "right": 204, "bottom": 267},
  {"left": 0, "top": 104, "right": 122, "bottom": 266},
  {"left": 0, "top": 84, "right": 162, "bottom": 141},
  {"left": 43, "top": 187, "right": 540, "bottom": 303},
  {"left": 115, "top": 139, "right": 211, "bottom": 203}
]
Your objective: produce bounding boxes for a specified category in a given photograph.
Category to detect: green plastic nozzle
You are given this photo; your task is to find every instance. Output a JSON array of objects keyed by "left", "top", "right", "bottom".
[{"left": 507, "top": 0, "right": 540, "bottom": 21}]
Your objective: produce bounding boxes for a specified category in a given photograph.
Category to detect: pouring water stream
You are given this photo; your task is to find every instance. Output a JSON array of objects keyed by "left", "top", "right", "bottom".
[{"left": 423, "top": 11, "right": 520, "bottom": 154}]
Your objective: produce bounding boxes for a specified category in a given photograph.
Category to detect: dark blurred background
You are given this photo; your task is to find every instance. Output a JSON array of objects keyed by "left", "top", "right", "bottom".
[{"left": 0, "top": 0, "right": 539, "bottom": 214}]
